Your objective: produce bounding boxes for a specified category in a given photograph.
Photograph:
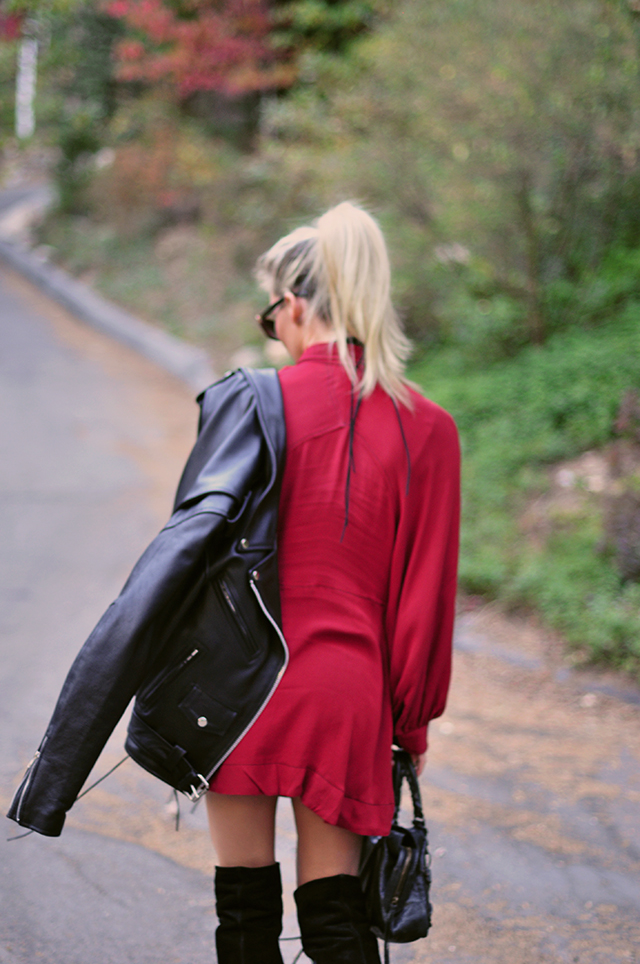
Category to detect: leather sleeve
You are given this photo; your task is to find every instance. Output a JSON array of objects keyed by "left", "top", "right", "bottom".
[
  {"left": 6, "top": 500, "right": 231, "bottom": 836},
  {"left": 7, "top": 372, "right": 268, "bottom": 836}
]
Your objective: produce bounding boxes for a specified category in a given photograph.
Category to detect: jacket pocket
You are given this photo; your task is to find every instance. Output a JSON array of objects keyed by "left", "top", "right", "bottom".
[
  {"left": 216, "top": 577, "right": 260, "bottom": 659},
  {"left": 139, "top": 645, "right": 201, "bottom": 706},
  {"left": 178, "top": 685, "right": 237, "bottom": 736},
  {"left": 126, "top": 710, "right": 208, "bottom": 795}
]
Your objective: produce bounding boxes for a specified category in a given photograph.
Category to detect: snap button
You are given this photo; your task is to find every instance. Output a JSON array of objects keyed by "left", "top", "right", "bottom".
[
  {"left": 240, "top": 538, "right": 249, "bottom": 549},
  {"left": 252, "top": 570, "right": 260, "bottom": 581},
  {"left": 197, "top": 716, "right": 208, "bottom": 728}
]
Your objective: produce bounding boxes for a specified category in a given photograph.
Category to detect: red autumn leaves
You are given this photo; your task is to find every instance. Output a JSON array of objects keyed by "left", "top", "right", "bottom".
[{"left": 107, "top": 0, "right": 294, "bottom": 97}]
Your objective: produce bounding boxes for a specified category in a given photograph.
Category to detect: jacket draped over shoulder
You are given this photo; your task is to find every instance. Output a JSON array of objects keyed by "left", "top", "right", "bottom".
[{"left": 7, "top": 368, "right": 287, "bottom": 837}]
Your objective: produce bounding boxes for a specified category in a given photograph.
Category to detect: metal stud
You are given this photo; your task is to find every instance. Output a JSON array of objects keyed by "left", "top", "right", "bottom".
[
  {"left": 197, "top": 716, "right": 208, "bottom": 728},
  {"left": 240, "top": 538, "right": 249, "bottom": 549},
  {"left": 252, "top": 570, "right": 260, "bottom": 581}
]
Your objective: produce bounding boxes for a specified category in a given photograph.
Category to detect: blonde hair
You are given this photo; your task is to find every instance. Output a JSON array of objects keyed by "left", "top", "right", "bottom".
[{"left": 256, "top": 201, "right": 412, "bottom": 402}]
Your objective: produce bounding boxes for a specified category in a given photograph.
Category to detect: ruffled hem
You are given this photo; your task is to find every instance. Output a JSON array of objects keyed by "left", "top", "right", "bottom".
[{"left": 208, "top": 761, "right": 394, "bottom": 837}]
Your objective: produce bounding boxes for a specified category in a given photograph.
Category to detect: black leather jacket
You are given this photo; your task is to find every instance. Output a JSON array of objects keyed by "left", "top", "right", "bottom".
[{"left": 7, "top": 367, "right": 287, "bottom": 837}]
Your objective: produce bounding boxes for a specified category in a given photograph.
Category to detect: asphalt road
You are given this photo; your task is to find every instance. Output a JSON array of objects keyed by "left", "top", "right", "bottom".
[
  {"left": 1, "top": 260, "right": 639, "bottom": 964},
  {"left": 0, "top": 263, "right": 217, "bottom": 964},
  {"left": 0, "top": 186, "right": 48, "bottom": 216}
]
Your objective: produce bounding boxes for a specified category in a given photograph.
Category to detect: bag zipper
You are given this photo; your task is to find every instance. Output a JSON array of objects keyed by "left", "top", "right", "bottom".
[{"left": 390, "top": 847, "right": 413, "bottom": 908}]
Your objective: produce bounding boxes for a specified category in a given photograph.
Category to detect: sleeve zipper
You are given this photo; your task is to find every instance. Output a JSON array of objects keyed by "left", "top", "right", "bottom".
[{"left": 12, "top": 736, "right": 48, "bottom": 824}]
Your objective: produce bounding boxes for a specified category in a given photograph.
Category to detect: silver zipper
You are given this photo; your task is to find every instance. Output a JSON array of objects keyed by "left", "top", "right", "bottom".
[
  {"left": 13, "top": 737, "right": 47, "bottom": 823},
  {"left": 189, "top": 578, "right": 288, "bottom": 799},
  {"left": 220, "top": 581, "right": 237, "bottom": 614},
  {"left": 219, "top": 579, "right": 257, "bottom": 654},
  {"left": 143, "top": 647, "right": 200, "bottom": 703}
]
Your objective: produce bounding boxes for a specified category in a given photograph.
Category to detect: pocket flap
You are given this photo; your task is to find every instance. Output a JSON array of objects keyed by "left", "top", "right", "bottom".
[{"left": 179, "top": 685, "right": 237, "bottom": 736}]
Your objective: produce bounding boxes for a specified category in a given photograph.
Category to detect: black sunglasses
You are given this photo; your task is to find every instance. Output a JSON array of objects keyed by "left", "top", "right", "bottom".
[{"left": 256, "top": 296, "right": 285, "bottom": 340}]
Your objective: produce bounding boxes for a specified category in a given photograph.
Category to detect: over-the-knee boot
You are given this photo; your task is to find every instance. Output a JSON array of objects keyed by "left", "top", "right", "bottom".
[
  {"left": 294, "top": 873, "right": 381, "bottom": 964},
  {"left": 214, "top": 862, "right": 284, "bottom": 964}
]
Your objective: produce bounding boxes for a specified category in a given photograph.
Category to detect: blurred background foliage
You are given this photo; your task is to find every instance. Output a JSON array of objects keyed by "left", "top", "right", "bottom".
[{"left": 2, "top": 0, "right": 640, "bottom": 675}]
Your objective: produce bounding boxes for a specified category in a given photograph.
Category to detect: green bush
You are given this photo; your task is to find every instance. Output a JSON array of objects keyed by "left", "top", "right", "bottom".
[
  {"left": 262, "top": 0, "right": 640, "bottom": 353},
  {"left": 411, "top": 303, "right": 640, "bottom": 676},
  {"left": 0, "top": 42, "right": 17, "bottom": 144},
  {"left": 55, "top": 109, "right": 101, "bottom": 214}
]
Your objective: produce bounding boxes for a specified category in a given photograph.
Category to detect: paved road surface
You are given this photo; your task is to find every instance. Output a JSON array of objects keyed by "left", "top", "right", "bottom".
[
  {"left": 0, "top": 263, "right": 219, "bottom": 963},
  {"left": 0, "top": 185, "right": 48, "bottom": 216},
  {"left": 1, "top": 261, "right": 639, "bottom": 964}
]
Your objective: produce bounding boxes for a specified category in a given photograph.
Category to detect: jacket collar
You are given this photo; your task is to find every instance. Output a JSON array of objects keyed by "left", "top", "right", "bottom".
[{"left": 173, "top": 368, "right": 284, "bottom": 512}]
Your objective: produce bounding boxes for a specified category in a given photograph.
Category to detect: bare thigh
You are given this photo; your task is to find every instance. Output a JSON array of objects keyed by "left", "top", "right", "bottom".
[
  {"left": 206, "top": 794, "right": 362, "bottom": 886},
  {"left": 206, "top": 793, "right": 278, "bottom": 867},
  {"left": 293, "top": 797, "right": 362, "bottom": 886}
]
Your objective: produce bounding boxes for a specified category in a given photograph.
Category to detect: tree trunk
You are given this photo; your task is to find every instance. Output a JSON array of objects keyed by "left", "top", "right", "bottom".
[{"left": 15, "top": 36, "right": 38, "bottom": 140}]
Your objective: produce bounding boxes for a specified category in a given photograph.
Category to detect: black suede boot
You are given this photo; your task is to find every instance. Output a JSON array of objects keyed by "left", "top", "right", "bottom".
[
  {"left": 214, "top": 862, "right": 284, "bottom": 964},
  {"left": 294, "top": 873, "right": 381, "bottom": 963}
]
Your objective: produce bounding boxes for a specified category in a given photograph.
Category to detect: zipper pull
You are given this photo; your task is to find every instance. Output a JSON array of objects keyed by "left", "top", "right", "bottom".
[{"left": 25, "top": 749, "right": 41, "bottom": 771}]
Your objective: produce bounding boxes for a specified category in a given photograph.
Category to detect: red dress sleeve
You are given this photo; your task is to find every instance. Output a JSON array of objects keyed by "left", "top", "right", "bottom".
[{"left": 384, "top": 403, "right": 460, "bottom": 756}]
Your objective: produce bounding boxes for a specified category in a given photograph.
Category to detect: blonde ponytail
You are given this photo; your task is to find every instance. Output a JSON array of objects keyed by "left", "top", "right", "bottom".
[{"left": 256, "top": 201, "right": 412, "bottom": 403}]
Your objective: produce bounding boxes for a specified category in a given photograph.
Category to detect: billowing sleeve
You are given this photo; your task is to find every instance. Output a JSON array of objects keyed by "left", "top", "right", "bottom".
[{"left": 384, "top": 405, "right": 460, "bottom": 756}]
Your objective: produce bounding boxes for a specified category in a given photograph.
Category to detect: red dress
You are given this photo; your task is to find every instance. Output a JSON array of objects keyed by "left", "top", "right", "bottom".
[{"left": 208, "top": 344, "right": 460, "bottom": 836}]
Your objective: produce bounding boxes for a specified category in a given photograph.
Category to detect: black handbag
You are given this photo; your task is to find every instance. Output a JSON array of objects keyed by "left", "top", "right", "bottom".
[{"left": 359, "top": 749, "right": 432, "bottom": 962}]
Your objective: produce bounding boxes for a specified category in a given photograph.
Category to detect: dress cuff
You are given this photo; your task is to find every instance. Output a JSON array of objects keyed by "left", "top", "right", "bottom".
[{"left": 393, "top": 726, "right": 427, "bottom": 756}]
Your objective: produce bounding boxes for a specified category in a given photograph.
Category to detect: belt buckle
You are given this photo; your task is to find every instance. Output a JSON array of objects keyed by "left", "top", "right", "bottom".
[{"left": 184, "top": 774, "right": 209, "bottom": 802}]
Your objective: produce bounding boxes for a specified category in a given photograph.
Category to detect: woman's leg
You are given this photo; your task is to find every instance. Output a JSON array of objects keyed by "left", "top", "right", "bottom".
[
  {"left": 206, "top": 793, "right": 283, "bottom": 964},
  {"left": 292, "top": 796, "right": 361, "bottom": 886},
  {"left": 292, "top": 798, "right": 380, "bottom": 964},
  {"left": 206, "top": 792, "right": 278, "bottom": 866}
]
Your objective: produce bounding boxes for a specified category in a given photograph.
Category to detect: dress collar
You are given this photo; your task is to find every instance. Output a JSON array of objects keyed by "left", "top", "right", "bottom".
[{"left": 296, "top": 340, "right": 364, "bottom": 365}]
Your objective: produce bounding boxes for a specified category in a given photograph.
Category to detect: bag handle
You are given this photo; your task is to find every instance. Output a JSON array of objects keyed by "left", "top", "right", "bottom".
[
  {"left": 385, "top": 750, "right": 428, "bottom": 962},
  {"left": 391, "top": 748, "right": 425, "bottom": 829}
]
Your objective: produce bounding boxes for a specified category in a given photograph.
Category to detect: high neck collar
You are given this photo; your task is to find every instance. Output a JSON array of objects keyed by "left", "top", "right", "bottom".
[{"left": 296, "top": 341, "right": 364, "bottom": 365}]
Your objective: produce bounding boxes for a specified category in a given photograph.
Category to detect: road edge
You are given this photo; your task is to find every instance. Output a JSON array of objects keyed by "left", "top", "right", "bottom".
[{"left": 0, "top": 238, "right": 217, "bottom": 393}]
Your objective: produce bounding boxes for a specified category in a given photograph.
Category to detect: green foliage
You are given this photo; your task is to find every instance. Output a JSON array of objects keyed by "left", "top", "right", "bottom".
[
  {"left": 38, "top": 1, "right": 124, "bottom": 124},
  {"left": 48, "top": 5, "right": 124, "bottom": 120},
  {"left": 5, "top": 0, "right": 83, "bottom": 13},
  {"left": 55, "top": 108, "right": 101, "bottom": 213},
  {"left": 263, "top": 0, "right": 640, "bottom": 353},
  {"left": 0, "top": 40, "right": 17, "bottom": 142},
  {"left": 411, "top": 303, "right": 640, "bottom": 675},
  {"left": 271, "top": 0, "right": 376, "bottom": 54},
  {"left": 506, "top": 530, "right": 640, "bottom": 668},
  {"left": 544, "top": 246, "right": 640, "bottom": 329},
  {"left": 34, "top": 3, "right": 124, "bottom": 210}
]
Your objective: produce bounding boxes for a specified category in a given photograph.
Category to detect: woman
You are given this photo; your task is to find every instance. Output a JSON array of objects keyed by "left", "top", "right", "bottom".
[{"left": 206, "top": 202, "right": 460, "bottom": 964}]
